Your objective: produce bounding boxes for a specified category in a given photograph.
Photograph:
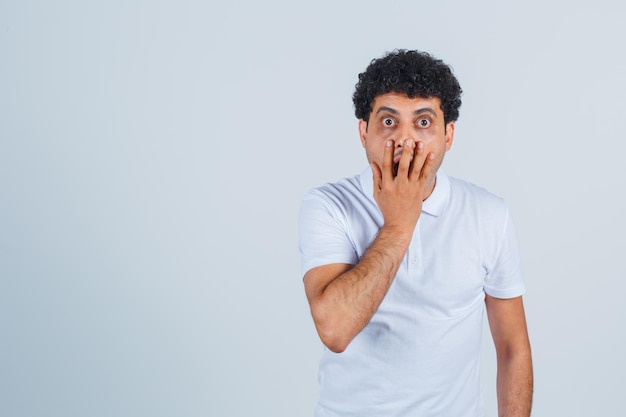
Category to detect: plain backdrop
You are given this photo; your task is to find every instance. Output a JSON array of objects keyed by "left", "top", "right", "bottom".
[{"left": 1, "top": 1, "right": 625, "bottom": 416}]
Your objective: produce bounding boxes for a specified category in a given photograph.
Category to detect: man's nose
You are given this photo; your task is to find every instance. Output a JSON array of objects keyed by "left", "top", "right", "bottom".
[{"left": 396, "top": 126, "right": 414, "bottom": 147}]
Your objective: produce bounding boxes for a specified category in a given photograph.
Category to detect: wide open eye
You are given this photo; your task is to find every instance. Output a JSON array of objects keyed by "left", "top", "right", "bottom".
[
  {"left": 382, "top": 117, "right": 396, "bottom": 127},
  {"left": 417, "top": 118, "right": 431, "bottom": 128}
]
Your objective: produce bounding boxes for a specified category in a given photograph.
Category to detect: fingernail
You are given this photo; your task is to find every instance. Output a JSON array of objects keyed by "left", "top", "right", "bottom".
[
  {"left": 406, "top": 139, "right": 413, "bottom": 147},
  {"left": 417, "top": 141, "right": 424, "bottom": 149},
  {"left": 386, "top": 140, "right": 393, "bottom": 147}
]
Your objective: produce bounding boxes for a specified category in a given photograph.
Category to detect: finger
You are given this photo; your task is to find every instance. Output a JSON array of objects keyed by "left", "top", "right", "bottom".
[
  {"left": 381, "top": 139, "right": 395, "bottom": 181},
  {"left": 371, "top": 162, "right": 382, "bottom": 191},
  {"left": 409, "top": 141, "right": 427, "bottom": 179},
  {"left": 397, "top": 139, "right": 415, "bottom": 178},
  {"left": 419, "top": 152, "right": 438, "bottom": 184}
]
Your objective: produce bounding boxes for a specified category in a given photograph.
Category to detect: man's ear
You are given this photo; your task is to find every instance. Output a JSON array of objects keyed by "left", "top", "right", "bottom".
[
  {"left": 445, "top": 122, "right": 455, "bottom": 151},
  {"left": 358, "top": 119, "right": 368, "bottom": 147}
]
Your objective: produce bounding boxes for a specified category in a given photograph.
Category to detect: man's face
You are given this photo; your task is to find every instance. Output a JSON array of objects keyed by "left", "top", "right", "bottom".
[{"left": 359, "top": 92, "right": 454, "bottom": 178}]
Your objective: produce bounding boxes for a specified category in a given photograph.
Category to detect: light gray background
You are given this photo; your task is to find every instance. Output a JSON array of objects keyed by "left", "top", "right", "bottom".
[{"left": 1, "top": 1, "right": 625, "bottom": 416}]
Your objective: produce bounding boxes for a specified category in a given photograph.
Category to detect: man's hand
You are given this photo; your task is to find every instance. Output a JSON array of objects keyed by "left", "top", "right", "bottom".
[{"left": 370, "top": 139, "right": 438, "bottom": 233}]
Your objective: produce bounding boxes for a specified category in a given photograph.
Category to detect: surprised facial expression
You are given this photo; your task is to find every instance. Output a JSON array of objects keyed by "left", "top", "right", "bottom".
[{"left": 359, "top": 92, "right": 455, "bottom": 177}]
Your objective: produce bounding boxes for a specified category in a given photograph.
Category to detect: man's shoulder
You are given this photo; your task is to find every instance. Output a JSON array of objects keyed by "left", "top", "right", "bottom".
[
  {"left": 303, "top": 171, "right": 367, "bottom": 204},
  {"left": 448, "top": 175, "right": 503, "bottom": 199},
  {"left": 447, "top": 175, "right": 508, "bottom": 212}
]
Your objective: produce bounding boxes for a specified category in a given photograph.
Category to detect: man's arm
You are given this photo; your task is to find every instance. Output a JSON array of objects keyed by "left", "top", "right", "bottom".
[
  {"left": 304, "top": 139, "right": 436, "bottom": 353},
  {"left": 304, "top": 225, "right": 411, "bottom": 353},
  {"left": 486, "top": 295, "right": 533, "bottom": 417}
]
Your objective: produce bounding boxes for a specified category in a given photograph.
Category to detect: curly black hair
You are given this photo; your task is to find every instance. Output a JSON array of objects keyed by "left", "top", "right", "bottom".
[{"left": 353, "top": 49, "right": 462, "bottom": 125}]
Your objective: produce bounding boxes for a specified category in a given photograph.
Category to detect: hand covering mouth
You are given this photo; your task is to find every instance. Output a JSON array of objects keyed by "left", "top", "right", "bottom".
[
  {"left": 392, "top": 151, "right": 415, "bottom": 176},
  {"left": 393, "top": 152, "right": 403, "bottom": 177}
]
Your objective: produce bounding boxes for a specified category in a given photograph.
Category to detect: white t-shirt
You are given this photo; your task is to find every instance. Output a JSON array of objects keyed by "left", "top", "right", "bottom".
[{"left": 299, "top": 168, "right": 526, "bottom": 417}]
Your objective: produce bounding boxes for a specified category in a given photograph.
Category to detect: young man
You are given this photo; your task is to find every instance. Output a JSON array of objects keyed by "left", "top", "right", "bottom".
[{"left": 299, "top": 50, "right": 533, "bottom": 417}]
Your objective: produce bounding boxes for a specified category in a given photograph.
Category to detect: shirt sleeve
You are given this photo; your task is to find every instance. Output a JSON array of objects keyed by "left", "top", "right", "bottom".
[
  {"left": 483, "top": 206, "right": 526, "bottom": 299},
  {"left": 298, "top": 189, "right": 358, "bottom": 278}
]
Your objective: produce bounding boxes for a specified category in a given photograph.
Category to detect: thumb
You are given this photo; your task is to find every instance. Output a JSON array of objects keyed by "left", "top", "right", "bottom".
[{"left": 371, "top": 162, "right": 382, "bottom": 191}]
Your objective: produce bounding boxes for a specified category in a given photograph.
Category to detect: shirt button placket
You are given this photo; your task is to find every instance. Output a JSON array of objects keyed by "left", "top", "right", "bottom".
[{"left": 409, "top": 221, "right": 424, "bottom": 275}]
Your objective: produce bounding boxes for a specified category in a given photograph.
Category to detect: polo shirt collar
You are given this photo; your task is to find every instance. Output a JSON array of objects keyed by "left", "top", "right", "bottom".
[
  {"left": 359, "top": 166, "right": 450, "bottom": 217},
  {"left": 422, "top": 169, "right": 450, "bottom": 217}
]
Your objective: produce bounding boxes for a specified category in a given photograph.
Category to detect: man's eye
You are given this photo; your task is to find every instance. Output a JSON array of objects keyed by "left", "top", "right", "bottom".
[
  {"left": 383, "top": 118, "right": 395, "bottom": 127},
  {"left": 418, "top": 118, "right": 431, "bottom": 128}
]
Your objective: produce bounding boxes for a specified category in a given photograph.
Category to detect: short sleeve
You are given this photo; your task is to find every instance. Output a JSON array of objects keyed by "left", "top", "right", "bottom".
[
  {"left": 483, "top": 207, "right": 526, "bottom": 299},
  {"left": 298, "top": 190, "right": 358, "bottom": 278}
]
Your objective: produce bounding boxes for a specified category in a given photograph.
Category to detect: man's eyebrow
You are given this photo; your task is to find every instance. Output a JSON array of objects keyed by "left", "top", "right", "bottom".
[
  {"left": 414, "top": 107, "right": 438, "bottom": 117},
  {"left": 375, "top": 106, "right": 399, "bottom": 115}
]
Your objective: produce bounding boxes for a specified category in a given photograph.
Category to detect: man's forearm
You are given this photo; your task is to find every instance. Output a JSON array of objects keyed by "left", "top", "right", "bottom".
[
  {"left": 496, "top": 349, "right": 533, "bottom": 417},
  {"left": 309, "top": 225, "right": 412, "bottom": 352}
]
